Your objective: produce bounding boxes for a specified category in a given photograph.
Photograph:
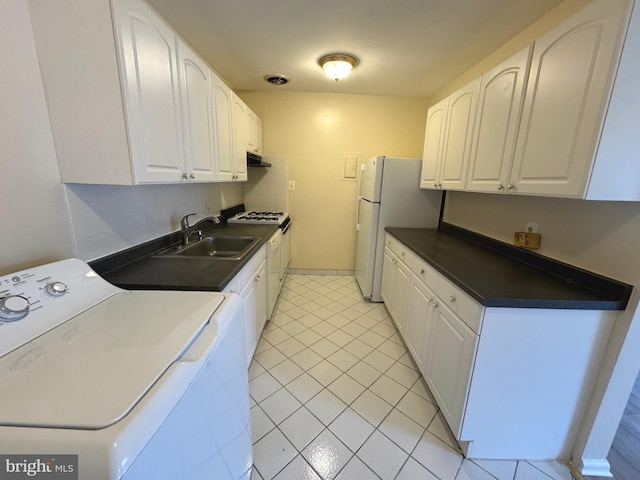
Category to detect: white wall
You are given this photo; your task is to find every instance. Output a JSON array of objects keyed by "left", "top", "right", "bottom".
[
  {"left": 0, "top": 0, "right": 74, "bottom": 275},
  {"left": 444, "top": 193, "right": 640, "bottom": 284},
  {"left": 240, "top": 91, "right": 430, "bottom": 271}
]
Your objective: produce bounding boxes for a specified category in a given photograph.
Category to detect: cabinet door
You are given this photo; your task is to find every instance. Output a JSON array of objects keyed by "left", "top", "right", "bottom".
[
  {"left": 240, "top": 259, "right": 267, "bottom": 366},
  {"left": 466, "top": 47, "right": 531, "bottom": 193},
  {"left": 510, "top": 0, "right": 631, "bottom": 197},
  {"left": 405, "top": 275, "right": 435, "bottom": 376},
  {"left": 211, "top": 73, "right": 235, "bottom": 182},
  {"left": 420, "top": 97, "right": 449, "bottom": 189},
  {"left": 425, "top": 303, "right": 478, "bottom": 438},
  {"left": 381, "top": 247, "right": 396, "bottom": 312},
  {"left": 254, "top": 115, "right": 263, "bottom": 155},
  {"left": 439, "top": 79, "right": 480, "bottom": 190},
  {"left": 177, "top": 40, "right": 215, "bottom": 182},
  {"left": 254, "top": 259, "right": 268, "bottom": 348},
  {"left": 245, "top": 110, "right": 263, "bottom": 155},
  {"left": 381, "top": 246, "right": 411, "bottom": 333},
  {"left": 390, "top": 259, "right": 412, "bottom": 334},
  {"left": 231, "top": 93, "right": 248, "bottom": 181},
  {"left": 246, "top": 109, "right": 257, "bottom": 154},
  {"left": 115, "top": 0, "right": 184, "bottom": 183}
]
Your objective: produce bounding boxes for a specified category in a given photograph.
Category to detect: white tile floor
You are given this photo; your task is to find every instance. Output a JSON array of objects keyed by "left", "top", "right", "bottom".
[{"left": 249, "top": 274, "right": 575, "bottom": 480}]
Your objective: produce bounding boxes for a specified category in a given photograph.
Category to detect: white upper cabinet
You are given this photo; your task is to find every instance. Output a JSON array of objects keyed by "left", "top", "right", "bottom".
[
  {"left": 210, "top": 73, "right": 235, "bottom": 182},
  {"left": 116, "top": 0, "right": 185, "bottom": 183},
  {"left": 246, "top": 108, "right": 263, "bottom": 156},
  {"left": 422, "top": 0, "right": 640, "bottom": 201},
  {"left": 177, "top": 39, "right": 216, "bottom": 182},
  {"left": 254, "top": 115, "right": 263, "bottom": 155},
  {"left": 420, "top": 80, "right": 479, "bottom": 191},
  {"left": 511, "top": 0, "right": 635, "bottom": 198},
  {"left": 466, "top": 47, "right": 531, "bottom": 194},
  {"left": 29, "top": 0, "right": 257, "bottom": 185},
  {"left": 230, "top": 93, "right": 249, "bottom": 182},
  {"left": 439, "top": 79, "right": 480, "bottom": 190},
  {"left": 420, "top": 97, "right": 449, "bottom": 189}
]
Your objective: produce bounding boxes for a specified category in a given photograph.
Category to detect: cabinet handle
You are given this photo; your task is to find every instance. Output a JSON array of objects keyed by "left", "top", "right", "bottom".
[
  {"left": 400, "top": 252, "right": 405, "bottom": 258},
  {"left": 507, "top": 183, "right": 515, "bottom": 191},
  {"left": 426, "top": 298, "right": 433, "bottom": 304},
  {"left": 182, "top": 172, "right": 188, "bottom": 180},
  {"left": 433, "top": 183, "right": 438, "bottom": 189},
  {"left": 433, "top": 301, "right": 439, "bottom": 309},
  {"left": 420, "top": 269, "right": 425, "bottom": 275},
  {"left": 255, "top": 274, "right": 262, "bottom": 282},
  {"left": 189, "top": 172, "right": 195, "bottom": 179},
  {"left": 437, "top": 183, "right": 442, "bottom": 189},
  {"left": 392, "top": 258, "right": 397, "bottom": 264},
  {"left": 497, "top": 184, "right": 504, "bottom": 190},
  {"left": 449, "top": 295, "right": 456, "bottom": 303}
]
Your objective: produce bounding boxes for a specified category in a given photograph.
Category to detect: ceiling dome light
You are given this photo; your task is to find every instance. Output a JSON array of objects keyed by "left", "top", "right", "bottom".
[
  {"left": 264, "top": 74, "right": 290, "bottom": 86},
  {"left": 319, "top": 54, "right": 359, "bottom": 82}
]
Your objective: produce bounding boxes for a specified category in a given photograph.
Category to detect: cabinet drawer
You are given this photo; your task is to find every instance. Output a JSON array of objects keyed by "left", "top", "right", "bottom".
[
  {"left": 436, "top": 276, "right": 483, "bottom": 334},
  {"left": 223, "top": 244, "right": 267, "bottom": 293},
  {"left": 384, "top": 234, "right": 399, "bottom": 255},
  {"left": 385, "top": 235, "right": 413, "bottom": 267},
  {"left": 411, "top": 256, "right": 438, "bottom": 287}
]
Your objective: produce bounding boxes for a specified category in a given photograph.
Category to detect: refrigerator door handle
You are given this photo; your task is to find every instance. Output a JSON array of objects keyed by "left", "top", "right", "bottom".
[{"left": 355, "top": 162, "right": 367, "bottom": 231}]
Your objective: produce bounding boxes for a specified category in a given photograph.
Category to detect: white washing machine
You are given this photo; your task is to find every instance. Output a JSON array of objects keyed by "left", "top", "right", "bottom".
[{"left": 0, "top": 259, "right": 252, "bottom": 479}]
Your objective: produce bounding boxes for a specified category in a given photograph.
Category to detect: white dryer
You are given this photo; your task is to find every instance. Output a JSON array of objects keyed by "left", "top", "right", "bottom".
[{"left": 0, "top": 259, "right": 252, "bottom": 479}]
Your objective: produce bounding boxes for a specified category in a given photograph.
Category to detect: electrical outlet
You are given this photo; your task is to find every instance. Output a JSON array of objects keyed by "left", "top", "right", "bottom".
[
  {"left": 288, "top": 181, "right": 296, "bottom": 191},
  {"left": 526, "top": 222, "right": 539, "bottom": 233}
]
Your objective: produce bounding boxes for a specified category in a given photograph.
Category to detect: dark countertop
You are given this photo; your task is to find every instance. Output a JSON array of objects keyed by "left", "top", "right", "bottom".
[
  {"left": 386, "top": 225, "right": 632, "bottom": 310},
  {"left": 91, "top": 223, "right": 279, "bottom": 292}
]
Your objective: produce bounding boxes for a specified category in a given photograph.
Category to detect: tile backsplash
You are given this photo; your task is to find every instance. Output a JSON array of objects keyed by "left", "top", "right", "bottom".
[
  {"left": 242, "top": 155, "right": 288, "bottom": 212},
  {"left": 65, "top": 182, "right": 241, "bottom": 261}
]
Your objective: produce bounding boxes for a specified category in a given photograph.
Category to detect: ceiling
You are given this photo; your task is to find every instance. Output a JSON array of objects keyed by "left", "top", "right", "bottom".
[{"left": 146, "top": 0, "right": 565, "bottom": 98}]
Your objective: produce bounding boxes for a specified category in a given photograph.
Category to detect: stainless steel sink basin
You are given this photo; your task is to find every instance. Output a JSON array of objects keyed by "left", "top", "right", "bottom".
[{"left": 155, "top": 235, "right": 260, "bottom": 260}]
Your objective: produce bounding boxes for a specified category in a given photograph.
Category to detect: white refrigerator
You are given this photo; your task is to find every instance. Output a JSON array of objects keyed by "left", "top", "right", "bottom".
[{"left": 355, "top": 156, "right": 442, "bottom": 301}]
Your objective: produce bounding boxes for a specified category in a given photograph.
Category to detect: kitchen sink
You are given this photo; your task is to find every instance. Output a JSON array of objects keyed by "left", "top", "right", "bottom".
[{"left": 155, "top": 236, "right": 260, "bottom": 260}]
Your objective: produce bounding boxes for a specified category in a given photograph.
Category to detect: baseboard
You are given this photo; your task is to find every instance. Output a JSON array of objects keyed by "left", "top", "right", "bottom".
[{"left": 569, "top": 459, "right": 614, "bottom": 478}]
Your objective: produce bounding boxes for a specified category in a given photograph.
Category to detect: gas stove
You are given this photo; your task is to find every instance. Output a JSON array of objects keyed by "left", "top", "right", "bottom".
[{"left": 227, "top": 209, "right": 290, "bottom": 226}]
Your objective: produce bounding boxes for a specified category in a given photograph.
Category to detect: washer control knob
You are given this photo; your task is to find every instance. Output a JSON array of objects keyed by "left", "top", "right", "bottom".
[
  {"left": 0, "top": 295, "right": 30, "bottom": 321},
  {"left": 45, "top": 282, "right": 68, "bottom": 297}
]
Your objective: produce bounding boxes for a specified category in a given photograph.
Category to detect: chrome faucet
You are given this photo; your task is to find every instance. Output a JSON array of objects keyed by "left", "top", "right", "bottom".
[{"left": 180, "top": 213, "right": 221, "bottom": 245}]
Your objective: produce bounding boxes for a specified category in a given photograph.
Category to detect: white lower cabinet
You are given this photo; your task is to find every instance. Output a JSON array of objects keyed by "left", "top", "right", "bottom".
[
  {"left": 404, "top": 275, "right": 435, "bottom": 373},
  {"left": 224, "top": 245, "right": 267, "bottom": 367},
  {"left": 424, "top": 301, "right": 478, "bottom": 438},
  {"left": 381, "top": 242, "right": 412, "bottom": 334},
  {"left": 382, "top": 232, "right": 616, "bottom": 460}
]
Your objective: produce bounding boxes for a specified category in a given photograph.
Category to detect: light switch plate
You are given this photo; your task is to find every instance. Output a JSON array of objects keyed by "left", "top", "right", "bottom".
[{"left": 344, "top": 156, "right": 358, "bottom": 178}]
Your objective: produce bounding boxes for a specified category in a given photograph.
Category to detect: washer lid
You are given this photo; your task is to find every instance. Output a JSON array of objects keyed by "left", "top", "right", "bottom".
[{"left": 0, "top": 290, "right": 224, "bottom": 429}]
